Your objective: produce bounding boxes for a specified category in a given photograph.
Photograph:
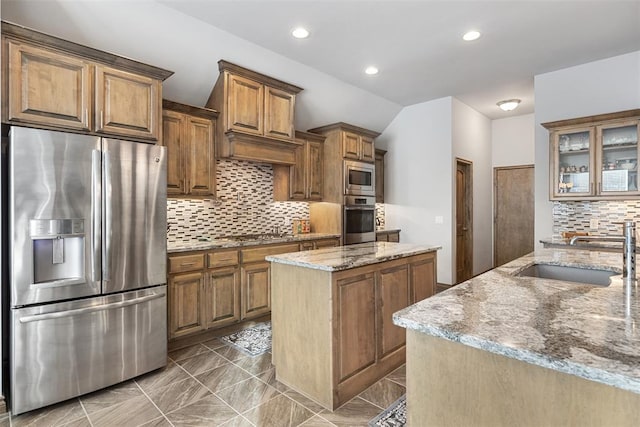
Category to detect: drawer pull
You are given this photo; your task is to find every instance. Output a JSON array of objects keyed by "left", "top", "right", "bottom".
[{"left": 180, "top": 262, "right": 197, "bottom": 267}]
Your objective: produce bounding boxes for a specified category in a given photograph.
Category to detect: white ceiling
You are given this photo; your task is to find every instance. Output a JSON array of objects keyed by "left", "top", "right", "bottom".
[{"left": 160, "top": 0, "right": 640, "bottom": 119}]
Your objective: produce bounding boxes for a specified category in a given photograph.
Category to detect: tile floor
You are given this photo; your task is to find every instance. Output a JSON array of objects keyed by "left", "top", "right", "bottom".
[{"left": 1, "top": 322, "right": 406, "bottom": 427}]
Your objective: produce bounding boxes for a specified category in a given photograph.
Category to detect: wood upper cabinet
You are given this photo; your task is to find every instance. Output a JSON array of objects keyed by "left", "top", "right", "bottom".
[
  {"left": 207, "top": 60, "right": 303, "bottom": 165},
  {"left": 342, "top": 131, "right": 375, "bottom": 162},
  {"left": 161, "top": 100, "right": 218, "bottom": 197},
  {"left": 543, "top": 110, "right": 640, "bottom": 200},
  {"left": 1, "top": 22, "right": 173, "bottom": 141},
  {"left": 95, "top": 66, "right": 161, "bottom": 140},
  {"left": 273, "top": 130, "right": 325, "bottom": 201},
  {"left": 4, "top": 39, "right": 91, "bottom": 130},
  {"left": 375, "top": 149, "right": 387, "bottom": 203}
]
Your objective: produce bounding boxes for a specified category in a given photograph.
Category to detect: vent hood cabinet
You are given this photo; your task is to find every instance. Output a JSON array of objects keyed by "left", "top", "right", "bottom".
[{"left": 206, "top": 60, "right": 303, "bottom": 165}]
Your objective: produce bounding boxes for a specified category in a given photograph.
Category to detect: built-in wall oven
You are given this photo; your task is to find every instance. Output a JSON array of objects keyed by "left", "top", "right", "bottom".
[
  {"left": 343, "top": 195, "right": 376, "bottom": 244},
  {"left": 344, "top": 160, "right": 375, "bottom": 197}
]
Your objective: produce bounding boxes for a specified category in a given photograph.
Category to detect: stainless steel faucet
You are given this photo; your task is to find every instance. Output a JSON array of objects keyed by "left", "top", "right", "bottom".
[{"left": 569, "top": 221, "right": 636, "bottom": 280}]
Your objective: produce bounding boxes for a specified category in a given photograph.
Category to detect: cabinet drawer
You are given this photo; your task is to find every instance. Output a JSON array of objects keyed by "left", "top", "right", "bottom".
[
  {"left": 241, "top": 243, "right": 300, "bottom": 263},
  {"left": 208, "top": 250, "right": 239, "bottom": 268},
  {"left": 168, "top": 254, "right": 205, "bottom": 273}
]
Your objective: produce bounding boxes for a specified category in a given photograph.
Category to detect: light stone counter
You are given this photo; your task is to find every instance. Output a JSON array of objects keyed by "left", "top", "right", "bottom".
[
  {"left": 393, "top": 248, "right": 640, "bottom": 394},
  {"left": 167, "top": 233, "right": 341, "bottom": 253},
  {"left": 266, "top": 241, "right": 441, "bottom": 272}
]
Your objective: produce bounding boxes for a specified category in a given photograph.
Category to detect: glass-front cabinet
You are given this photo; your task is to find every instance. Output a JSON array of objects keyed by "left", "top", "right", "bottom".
[{"left": 545, "top": 110, "right": 640, "bottom": 200}]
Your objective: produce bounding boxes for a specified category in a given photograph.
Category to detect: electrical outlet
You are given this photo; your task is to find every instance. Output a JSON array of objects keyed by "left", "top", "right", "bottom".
[
  {"left": 435, "top": 216, "right": 444, "bottom": 224},
  {"left": 590, "top": 218, "right": 599, "bottom": 229}
]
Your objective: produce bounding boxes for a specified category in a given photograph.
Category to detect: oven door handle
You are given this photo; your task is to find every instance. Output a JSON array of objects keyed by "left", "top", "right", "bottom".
[{"left": 344, "top": 205, "right": 375, "bottom": 210}]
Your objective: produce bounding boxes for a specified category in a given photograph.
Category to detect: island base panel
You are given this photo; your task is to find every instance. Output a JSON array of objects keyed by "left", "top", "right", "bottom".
[{"left": 407, "top": 330, "right": 640, "bottom": 427}]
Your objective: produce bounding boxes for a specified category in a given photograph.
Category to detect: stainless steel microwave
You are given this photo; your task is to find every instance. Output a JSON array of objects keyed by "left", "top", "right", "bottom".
[{"left": 344, "top": 160, "right": 375, "bottom": 196}]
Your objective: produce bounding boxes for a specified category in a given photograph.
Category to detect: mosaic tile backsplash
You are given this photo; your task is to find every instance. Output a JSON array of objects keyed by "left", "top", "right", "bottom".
[
  {"left": 168, "top": 160, "right": 310, "bottom": 242},
  {"left": 552, "top": 200, "right": 640, "bottom": 237}
]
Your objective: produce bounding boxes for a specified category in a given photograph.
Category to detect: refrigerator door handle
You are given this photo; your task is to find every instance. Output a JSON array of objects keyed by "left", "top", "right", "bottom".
[
  {"left": 91, "top": 149, "right": 102, "bottom": 283},
  {"left": 18, "top": 292, "right": 164, "bottom": 323},
  {"left": 103, "top": 147, "right": 111, "bottom": 282}
]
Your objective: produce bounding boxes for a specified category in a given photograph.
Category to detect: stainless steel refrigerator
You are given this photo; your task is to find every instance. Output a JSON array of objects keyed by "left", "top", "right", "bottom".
[{"left": 7, "top": 126, "right": 167, "bottom": 415}]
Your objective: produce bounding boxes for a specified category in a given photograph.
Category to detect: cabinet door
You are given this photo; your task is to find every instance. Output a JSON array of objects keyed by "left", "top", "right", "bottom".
[
  {"left": 336, "top": 273, "right": 376, "bottom": 382},
  {"left": 162, "top": 110, "right": 186, "bottom": 195},
  {"left": 411, "top": 254, "right": 436, "bottom": 303},
  {"left": 314, "top": 238, "right": 340, "bottom": 249},
  {"left": 169, "top": 272, "right": 205, "bottom": 339},
  {"left": 227, "top": 74, "right": 263, "bottom": 135},
  {"left": 241, "top": 262, "right": 271, "bottom": 319},
  {"left": 205, "top": 267, "right": 240, "bottom": 328},
  {"left": 376, "top": 233, "right": 388, "bottom": 242},
  {"left": 551, "top": 127, "right": 595, "bottom": 199},
  {"left": 361, "top": 136, "right": 375, "bottom": 162},
  {"left": 264, "top": 86, "right": 295, "bottom": 140},
  {"left": 388, "top": 232, "right": 400, "bottom": 243},
  {"left": 342, "top": 132, "right": 361, "bottom": 160},
  {"left": 307, "top": 140, "right": 324, "bottom": 200},
  {"left": 596, "top": 120, "right": 640, "bottom": 196},
  {"left": 186, "top": 116, "right": 215, "bottom": 196},
  {"left": 377, "top": 265, "right": 410, "bottom": 359},
  {"left": 95, "top": 66, "right": 161, "bottom": 141},
  {"left": 289, "top": 142, "right": 307, "bottom": 200},
  {"left": 6, "top": 40, "right": 91, "bottom": 130},
  {"left": 375, "top": 150, "right": 385, "bottom": 203}
]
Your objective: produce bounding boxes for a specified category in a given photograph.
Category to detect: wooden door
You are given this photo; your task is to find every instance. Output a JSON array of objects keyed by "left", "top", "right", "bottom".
[
  {"left": 205, "top": 267, "right": 240, "bottom": 328},
  {"left": 375, "top": 149, "right": 386, "bottom": 203},
  {"left": 227, "top": 74, "right": 263, "bottom": 135},
  {"left": 456, "top": 159, "right": 473, "bottom": 284},
  {"left": 241, "top": 262, "right": 271, "bottom": 319},
  {"left": 360, "top": 136, "right": 375, "bottom": 162},
  {"left": 264, "top": 86, "right": 295, "bottom": 140},
  {"left": 288, "top": 142, "right": 307, "bottom": 200},
  {"left": 6, "top": 40, "right": 91, "bottom": 130},
  {"left": 186, "top": 116, "right": 215, "bottom": 196},
  {"left": 95, "top": 65, "right": 161, "bottom": 141},
  {"left": 336, "top": 273, "right": 376, "bottom": 382},
  {"left": 377, "top": 265, "right": 410, "bottom": 359},
  {"left": 494, "top": 165, "right": 535, "bottom": 267},
  {"left": 342, "top": 132, "right": 361, "bottom": 160},
  {"left": 161, "top": 110, "right": 185, "bottom": 195},
  {"left": 307, "top": 139, "right": 324, "bottom": 200},
  {"left": 169, "top": 272, "right": 204, "bottom": 339},
  {"left": 411, "top": 254, "right": 436, "bottom": 303}
]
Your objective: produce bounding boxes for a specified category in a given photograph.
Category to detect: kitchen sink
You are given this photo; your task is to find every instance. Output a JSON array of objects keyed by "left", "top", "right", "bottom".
[{"left": 515, "top": 264, "right": 616, "bottom": 286}]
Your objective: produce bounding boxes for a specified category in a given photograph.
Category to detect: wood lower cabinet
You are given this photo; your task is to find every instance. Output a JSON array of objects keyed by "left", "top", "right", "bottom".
[
  {"left": 2, "top": 22, "right": 172, "bottom": 141},
  {"left": 162, "top": 100, "right": 218, "bottom": 196},
  {"left": 169, "top": 271, "right": 205, "bottom": 339},
  {"left": 241, "top": 261, "right": 271, "bottom": 319},
  {"left": 376, "top": 230, "right": 400, "bottom": 242},
  {"left": 271, "top": 250, "right": 438, "bottom": 410},
  {"left": 205, "top": 266, "right": 240, "bottom": 329}
]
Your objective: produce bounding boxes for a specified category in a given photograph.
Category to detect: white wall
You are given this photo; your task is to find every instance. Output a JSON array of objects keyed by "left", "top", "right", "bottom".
[
  {"left": 534, "top": 51, "right": 640, "bottom": 247},
  {"left": 492, "top": 114, "right": 535, "bottom": 167},
  {"left": 377, "top": 97, "right": 454, "bottom": 284},
  {"left": 452, "top": 99, "right": 493, "bottom": 275},
  {"left": 2, "top": 0, "right": 401, "bottom": 133}
]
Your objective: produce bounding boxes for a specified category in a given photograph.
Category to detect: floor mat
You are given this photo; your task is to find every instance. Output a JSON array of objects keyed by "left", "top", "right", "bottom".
[
  {"left": 219, "top": 321, "right": 272, "bottom": 356},
  {"left": 368, "top": 395, "right": 406, "bottom": 427}
]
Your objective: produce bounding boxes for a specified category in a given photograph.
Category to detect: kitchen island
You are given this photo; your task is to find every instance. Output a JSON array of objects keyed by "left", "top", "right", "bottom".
[
  {"left": 266, "top": 241, "right": 440, "bottom": 410},
  {"left": 394, "top": 248, "right": 640, "bottom": 426}
]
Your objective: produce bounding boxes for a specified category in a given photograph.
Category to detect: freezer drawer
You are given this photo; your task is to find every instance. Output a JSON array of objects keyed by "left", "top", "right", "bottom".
[{"left": 10, "top": 286, "right": 167, "bottom": 415}]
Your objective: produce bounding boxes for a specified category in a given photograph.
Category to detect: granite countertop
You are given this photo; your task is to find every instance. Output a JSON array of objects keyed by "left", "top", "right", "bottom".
[
  {"left": 393, "top": 248, "right": 640, "bottom": 394},
  {"left": 266, "top": 241, "right": 441, "bottom": 272},
  {"left": 167, "top": 233, "right": 341, "bottom": 253}
]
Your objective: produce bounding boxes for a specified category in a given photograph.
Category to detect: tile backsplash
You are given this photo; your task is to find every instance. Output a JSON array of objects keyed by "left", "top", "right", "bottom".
[
  {"left": 552, "top": 200, "right": 640, "bottom": 237},
  {"left": 167, "top": 159, "right": 309, "bottom": 242}
]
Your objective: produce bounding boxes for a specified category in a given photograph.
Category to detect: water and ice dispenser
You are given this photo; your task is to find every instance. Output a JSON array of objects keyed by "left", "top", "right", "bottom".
[{"left": 30, "top": 219, "right": 85, "bottom": 284}]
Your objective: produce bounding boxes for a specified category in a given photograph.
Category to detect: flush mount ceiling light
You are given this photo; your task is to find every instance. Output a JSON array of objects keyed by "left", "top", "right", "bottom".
[
  {"left": 463, "top": 30, "right": 481, "bottom": 41},
  {"left": 365, "top": 66, "right": 379, "bottom": 75},
  {"left": 497, "top": 99, "right": 521, "bottom": 111},
  {"left": 291, "top": 27, "right": 309, "bottom": 39}
]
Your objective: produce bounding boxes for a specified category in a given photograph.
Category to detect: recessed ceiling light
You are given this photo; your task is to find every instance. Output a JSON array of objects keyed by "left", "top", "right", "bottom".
[
  {"left": 365, "top": 66, "right": 379, "bottom": 75},
  {"left": 291, "top": 27, "right": 309, "bottom": 39},
  {"left": 497, "top": 99, "right": 521, "bottom": 111},
  {"left": 463, "top": 30, "right": 481, "bottom": 41}
]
